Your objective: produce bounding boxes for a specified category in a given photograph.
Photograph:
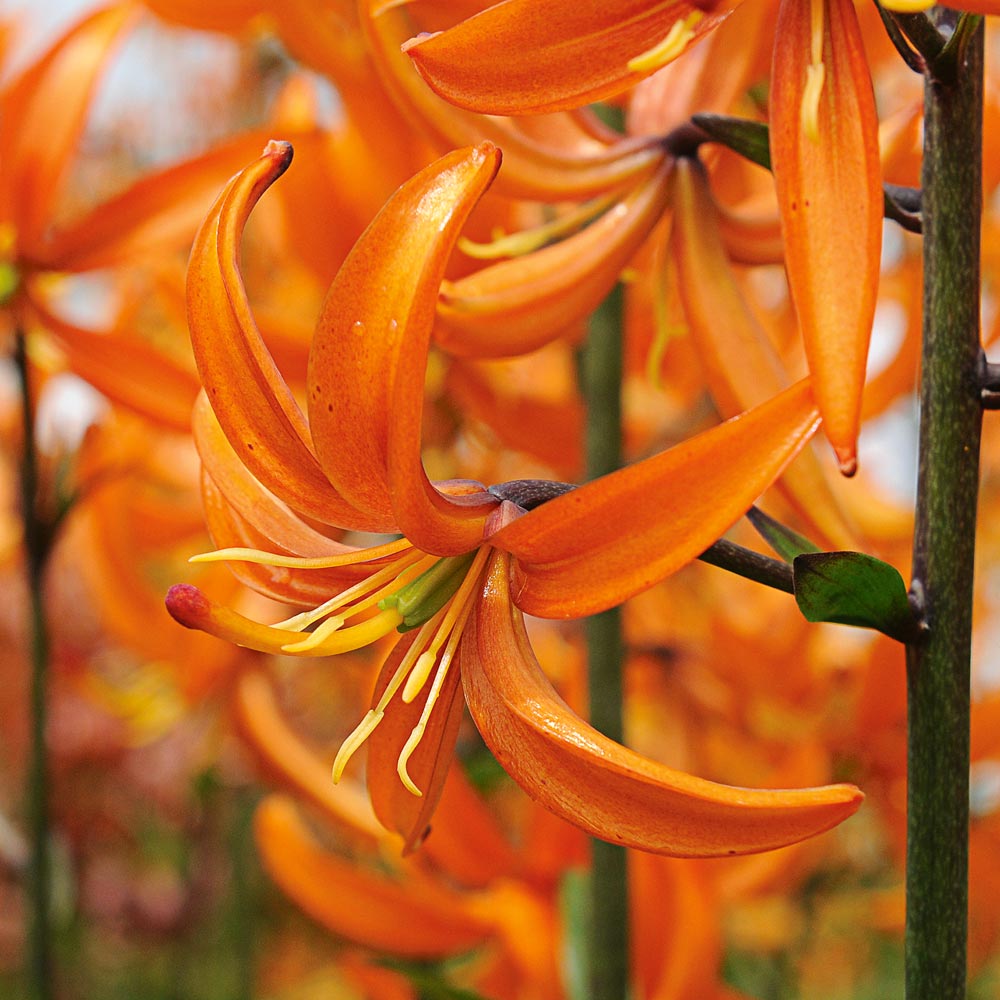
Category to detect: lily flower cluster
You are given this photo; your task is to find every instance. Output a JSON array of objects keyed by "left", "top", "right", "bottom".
[{"left": 167, "top": 136, "right": 861, "bottom": 855}]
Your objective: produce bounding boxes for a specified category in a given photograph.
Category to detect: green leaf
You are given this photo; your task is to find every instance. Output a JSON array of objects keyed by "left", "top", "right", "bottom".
[
  {"left": 746, "top": 506, "right": 821, "bottom": 563},
  {"left": 792, "top": 551, "right": 919, "bottom": 643},
  {"left": 691, "top": 114, "right": 771, "bottom": 170}
]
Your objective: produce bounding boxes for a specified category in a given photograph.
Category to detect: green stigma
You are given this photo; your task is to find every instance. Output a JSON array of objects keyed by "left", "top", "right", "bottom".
[{"left": 380, "top": 551, "right": 478, "bottom": 631}]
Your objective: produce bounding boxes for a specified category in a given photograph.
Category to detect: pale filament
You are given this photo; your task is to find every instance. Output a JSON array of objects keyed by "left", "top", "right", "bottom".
[
  {"left": 188, "top": 536, "right": 413, "bottom": 569},
  {"left": 396, "top": 596, "right": 477, "bottom": 795},
  {"left": 455, "top": 190, "right": 617, "bottom": 260},
  {"left": 273, "top": 549, "right": 433, "bottom": 631},
  {"left": 331, "top": 608, "right": 447, "bottom": 782},
  {"left": 330, "top": 546, "right": 492, "bottom": 794}
]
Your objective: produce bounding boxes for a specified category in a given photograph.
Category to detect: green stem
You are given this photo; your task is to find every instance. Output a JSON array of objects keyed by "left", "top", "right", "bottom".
[
  {"left": 582, "top": 284, "right": 628, "bottom": 1000},
  {"left": 14, "top": 329, "right": 53, "bottom": 1000},
  {"left": 906, "top": 20, "right": 983, "bottom": 1000}
]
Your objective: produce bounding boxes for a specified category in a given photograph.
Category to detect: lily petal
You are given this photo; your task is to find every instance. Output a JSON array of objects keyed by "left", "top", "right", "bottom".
[
  {"left": 462, "top": 550, "right": 863, "bottom": 856},
  {"left": 254, "top": 795, "right": 494, "bottom": 957},
  {"left": 493, "top": 380, "right": 820, "bottom": 618},
  {"left": 308, "top": 144, "right": 500, "bottom": 555},
  {"left": 435, "top": 156, "right": 672, "bottom": 358},
  {"left": 670, "top": 158, "right": 859, "bottom": 549},
  {"left": 29, "top": 297, "right": 200, "bottom": 433},
  {"left": 403, "top": 0, "right": 730, "bottom": 116},
  {"left": 0, "top": 4, "right": 134, "bottom": 252},
  {"left": 770, "top": 0, "right": 881, "bottom": 474},
  {"left": 364, "top": 0, "right": 666, "bottom": 201},
  {"left": 233, "top": 670, "right": 384, "bottom": 844},
  {"left": 186, "top": 141, "right": 378, "bottom": 528},
  {"left": 364, "top": 632, "right": 467, "bottom": 853},
  {"left": 40, "top": 129, "right": 318, "bottom": 273}
]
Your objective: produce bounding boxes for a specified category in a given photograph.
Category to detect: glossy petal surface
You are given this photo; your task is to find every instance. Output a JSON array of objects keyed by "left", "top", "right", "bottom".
[
  {"left": 308, "top": 144, "right": 500, "bottom": 554},
  {"left": 186, "top": 141, "right": 374, "bottom": 528},
  {"left": 463, "top": 551, "right": 863, "bottom": 856},
  {"left": 404, "top": 0, "right": 729, "bottom": 115},
  {"left": 494, "top": 380, "right": 821, "bottom": 617},
  {"left": 770, "top": 0, "right": 881, "bottom": 473}
]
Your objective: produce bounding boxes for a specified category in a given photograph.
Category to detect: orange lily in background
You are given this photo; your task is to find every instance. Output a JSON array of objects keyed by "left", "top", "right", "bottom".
[
  {"left": 237, "top": 667, "right": 756, "bottom": 999},
  {"left": 0, "top": 2, "right": 314, "bottom": 403},
  {"left": 168, "top": 139, "right": 862, "bottom": 858},
  {"left": 402, "top": 0, "right": 883, "bottom": 474}
]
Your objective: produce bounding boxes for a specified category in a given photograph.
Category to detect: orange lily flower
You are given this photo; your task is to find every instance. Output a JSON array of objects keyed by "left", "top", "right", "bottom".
[
  {"left": 168, "top": 140, "right": 862, "bottom": 857},
  {"left": 402, "top": 0, "right": 883, "bottom": 473}
]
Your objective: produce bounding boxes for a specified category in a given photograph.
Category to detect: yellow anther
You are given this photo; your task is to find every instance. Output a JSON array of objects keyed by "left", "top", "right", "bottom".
[
  {"left": 281, "top": 607, "right": 402, "bottom": 654},
  {"left": 332, "top": 710, "right": 385, "bottom": 782},
  {"left": 402, "top": 651, "right": 437, "bottom": 704},
  {"left": 627, "top": 11, "right": 704, "bottom": 75},
  {"left": 800, "top": 61, "right": 826, "bottom": 143},
  {"left": 800, "top": 0, "right": 826, "bottom": 142}
]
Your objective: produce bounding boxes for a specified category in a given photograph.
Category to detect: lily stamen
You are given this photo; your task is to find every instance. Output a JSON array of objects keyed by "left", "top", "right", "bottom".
[
  {"left": 330, "top": 547, "right": 492, "bottom": 794},
  {"left": 274, "top": 549, "right": 433, "bottom": 631},
  {"left": 396, "top": 595, "right": 478, "bottom": 796}
]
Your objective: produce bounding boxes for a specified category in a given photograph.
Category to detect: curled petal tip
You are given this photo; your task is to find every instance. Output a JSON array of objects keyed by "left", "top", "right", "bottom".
[
  {"left": 262, "top": 139, "right": 294, "bottom": 171},
  {"left": 165, "top": 583, "right": 210, "bottom": 629},
  {"left": 837, "top": 450, "right": 858, "bottom": 478}
]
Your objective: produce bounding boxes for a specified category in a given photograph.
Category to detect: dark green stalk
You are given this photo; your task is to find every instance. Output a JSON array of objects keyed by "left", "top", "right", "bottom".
[
  {"left": 14, "top": 328, "right": 53, "bottom": 1000},
  {"left": 906, "top": 19, "right": 984, "bottom": 1000},
  {"left": 581, "top": 284, "right": 628, "bottom": 1000}
]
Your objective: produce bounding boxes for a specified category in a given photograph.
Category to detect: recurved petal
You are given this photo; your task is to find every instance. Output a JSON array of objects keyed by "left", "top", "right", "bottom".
[
  {"left": 770, "top": 0, "right": 882, "bottom": 474},
  {"left": 186, "top": 141, "right": 379, "bottom": 529},
  {"left": 254, "top": 795, "right": 494, "bottom": 957},
  {"left": 462, "top": 551, "right": 863, "bottom": 856},
  {"left": 435, "top": 155, "right": 672, "bottom": 358},
  {"left": 308, "top": 144, "right": 500, "bottom": 555},
  {"left": 0, "top": 4, "right": 135, "bottom": 251},
  {"left": 403, "top": 0, "right": 730, "bottom": 116},
  {"left": 493, "top": 380, "right": 821, "bottom": 618}
]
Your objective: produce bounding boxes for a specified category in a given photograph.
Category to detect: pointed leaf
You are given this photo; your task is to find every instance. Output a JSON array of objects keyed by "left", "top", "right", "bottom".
[
  {"left": 692, "top": 113, "right": 772, "bottom": 169},
  {"left": 746, "top": 506, "right": 821, "bottom": 562},
  {"left": 493, "top": 380, "right": 821, "bottom": 618},
  {"left": 792, "top": 551, "right": 920, "bottom": 642},
  {"left": 463, "top": 551, "right": 863, "bottom": 856}
]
